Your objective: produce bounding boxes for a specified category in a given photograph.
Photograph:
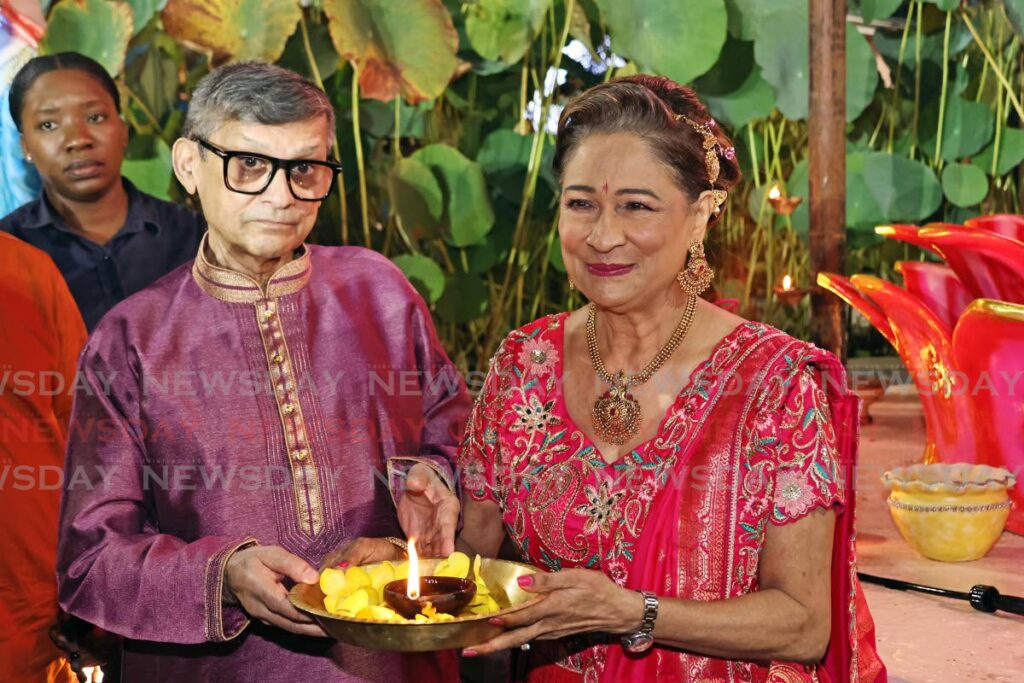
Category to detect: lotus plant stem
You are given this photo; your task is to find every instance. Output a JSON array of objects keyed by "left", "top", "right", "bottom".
[
  {"left": 434, "top": 239, "right": 456, "bottom": 273},
  {"left": 975, "top": 9, "right": 993, "bottom": 104},
  {"left": 300, "top": 13, "right": 348, "bottom": 243},
  {"left": 747, "top": 125, "right": 761, "bottom": 187},
  {"left": 393, "top": 214, "right": 417, "bottom": 255},
  {"left": 911, "top": 2, "right": 923, "bottom": 159},
  {"left": 992, "top": 83, "right": 1006, "bottom": 177},
  {"left": 553, "top": 0, "right": 575, "bottom": 65},
  {"left": 961, "top": 9, "right": 1024, "bottom": 121},
  {"left": 888, "top": 0, "right": 916, "bottom": 152},
  {"left": 350, "top": 65, "right": 371, "bottom": 247},
  {"left": 868, "top": 100, "right": 887, "bottom": 149},
  {"left": 394, "top": 97, "right": 401, "bottom": 163},
  {"left": 933, "top": 10, "right": 952, "bottom": 169},
  {"left": 518, "top": 55, "right": 529, "bottom": 126}
]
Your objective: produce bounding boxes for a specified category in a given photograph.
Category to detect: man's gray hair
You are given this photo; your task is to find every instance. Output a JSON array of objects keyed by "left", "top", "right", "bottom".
[{"left": 182, "top": 61, "right": 335, "bottom": 147}]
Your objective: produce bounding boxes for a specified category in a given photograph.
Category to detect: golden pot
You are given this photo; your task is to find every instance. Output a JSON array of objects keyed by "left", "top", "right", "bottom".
[
  {"left": 289, "top": 557, "right": 541, "bottom": 651},
  {"left": 882, "top": 463, "right": 1016, "bottom": 562}
]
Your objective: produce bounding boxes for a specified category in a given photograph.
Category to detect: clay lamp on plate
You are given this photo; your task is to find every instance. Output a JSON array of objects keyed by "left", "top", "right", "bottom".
[{"left": 383, "top": 539, "right": 476, "bottom": 619}]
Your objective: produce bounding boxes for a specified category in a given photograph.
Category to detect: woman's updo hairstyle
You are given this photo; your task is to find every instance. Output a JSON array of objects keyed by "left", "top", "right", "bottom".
[{"left": 552, "top": 75, "right": 741, "bottom": 224}]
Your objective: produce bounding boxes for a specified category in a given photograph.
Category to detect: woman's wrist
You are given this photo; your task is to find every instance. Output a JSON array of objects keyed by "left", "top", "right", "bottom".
[{"left": 611, "top": 586, "right": 647, "bottom": 634}]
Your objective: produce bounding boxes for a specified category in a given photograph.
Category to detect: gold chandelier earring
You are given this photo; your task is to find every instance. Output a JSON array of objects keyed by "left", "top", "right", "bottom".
[
  {"left": 568, "top": 277, "right": 575, "bottom": 291},
  {"left": 677, "top": 241, "right": 714, "bottom": 295}
]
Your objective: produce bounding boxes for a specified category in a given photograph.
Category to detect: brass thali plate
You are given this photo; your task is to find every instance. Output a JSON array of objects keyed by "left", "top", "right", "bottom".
[{"left": 289, "top": 557, "right": 541, "bottom": 652}]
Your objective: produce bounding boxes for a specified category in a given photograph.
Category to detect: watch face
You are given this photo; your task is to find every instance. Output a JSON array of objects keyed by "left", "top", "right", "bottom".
[{"left": 623, "top": 633, "right": 655, "bottom": 653}]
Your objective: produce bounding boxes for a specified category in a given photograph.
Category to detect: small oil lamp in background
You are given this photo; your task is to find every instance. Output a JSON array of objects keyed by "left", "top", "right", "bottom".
[
  {"left": 383, "top": 539, "right": 476, "bottom": 619},
  {"left": 767, "top": 182, "right": 803, "bottom": 216},
  {"left": 773, "top": 274, "right": 809, "bottom": 306}
]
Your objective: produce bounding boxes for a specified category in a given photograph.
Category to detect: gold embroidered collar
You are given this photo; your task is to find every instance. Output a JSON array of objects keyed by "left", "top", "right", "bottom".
[{"left": 192, "top": 233, "right": 312, "bottom": 303}]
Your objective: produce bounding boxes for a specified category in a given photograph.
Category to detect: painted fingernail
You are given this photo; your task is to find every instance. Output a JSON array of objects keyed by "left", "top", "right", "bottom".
[
  {"left": 488, "top": 617, "right": 504, "bottom": 626},
  {"left": 517, "top": 575, "right": 533, "bottom": 587},
  {"left": 338, "top": 561, "right": 349, "bottom": 568},
  {"left": 462, "top": 649, "right": 478, "bottom": 658}
]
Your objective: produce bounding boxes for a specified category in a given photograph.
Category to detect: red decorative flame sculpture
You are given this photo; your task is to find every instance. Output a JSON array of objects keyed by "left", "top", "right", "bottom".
[
  {"left": 894, "top": 261, "right": 973, "bottom": 332},
  {"left": 951, "top": 300, "right": 1024, "bottom": 535},
  {"left": 965, "top": 213, "right": 1024, "bottom": 243},
  {"left": 819, "top": 215, "right": 1024, "bottom": 535}
]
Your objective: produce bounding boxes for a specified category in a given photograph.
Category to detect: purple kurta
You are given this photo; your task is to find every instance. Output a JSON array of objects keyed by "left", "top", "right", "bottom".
[{"left": 56, "top": 240, "right": 470, "bottom": 681}]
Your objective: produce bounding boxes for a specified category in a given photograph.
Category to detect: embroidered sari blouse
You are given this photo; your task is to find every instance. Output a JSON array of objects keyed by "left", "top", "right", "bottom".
[{"left": 458, "top": 313, "right": 844, "bottom": 676}]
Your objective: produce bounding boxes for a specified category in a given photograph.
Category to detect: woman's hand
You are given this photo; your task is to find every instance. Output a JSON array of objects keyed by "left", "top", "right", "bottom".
[
  {"left": 396, "top": 463, "right": 460, "bottom": 558},
  {"left": 463, "top": 568, "right": 644, "bottom": 656}
]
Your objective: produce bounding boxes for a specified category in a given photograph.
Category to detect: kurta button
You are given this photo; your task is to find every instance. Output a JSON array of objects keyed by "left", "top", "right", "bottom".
[
  {"left": 283, "top": 404, "right": 295, "bottom": 414},
  {"left": 272, "top": 353, "right": 284, "bottom": 363},
  {"left": 294, "top": 449, "right": 308, "bottom": 461},
  {"left": 264, "top": 309, "right": 275, "bottom": 319}
]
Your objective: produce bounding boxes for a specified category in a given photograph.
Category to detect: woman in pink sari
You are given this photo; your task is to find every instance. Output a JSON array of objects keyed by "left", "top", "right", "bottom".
[{"left": 455, "top": 76, "right": 886, "bottom": 682}]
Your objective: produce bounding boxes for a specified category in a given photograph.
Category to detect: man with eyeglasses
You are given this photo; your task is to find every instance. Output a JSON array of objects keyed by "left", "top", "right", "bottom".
[{"left": 55, "top": 62, "right": 468, "bottom": 681}]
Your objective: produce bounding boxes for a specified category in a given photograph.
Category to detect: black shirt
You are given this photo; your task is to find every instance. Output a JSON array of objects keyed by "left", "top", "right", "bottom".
[{"left": 0, "top": 179, "right": 205, "bottom": 330}]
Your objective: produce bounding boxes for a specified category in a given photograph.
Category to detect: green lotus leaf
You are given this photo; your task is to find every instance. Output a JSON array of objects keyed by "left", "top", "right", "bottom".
[
  {"left": 859, "top": 0, "right": 903, "bottom": 22},
  {"left": 41, "top": 0, "right": 134, "bottom": 75},
  {"left": 392, "top": 254, "right": 446, "bottom": 304},
  {"left": 755, "top": 2, "right": 877, "bottom": 122},
  {"left": 919, "top": 93, "right": 995, "bottom": 162},
  {"left": 596, "top": 0, "right": 728, "bottom": 84},
  {"left": 924, "top": 0, "right": 960, "bottom": 11},
  {"left": 127, "top": 0, "right": 167, "bottom": 34},
  {"left": 162, "top": 0, "right": 301, "bottom": 65},
  {"left": 324, "top": 0, "right": 459, "bottom": 103},
  {"left": 464, "top": 0, "right": 551, "bottom": 64},
  {"left": 436, "top": 272, "right": 489, "bottom": 322},
  {"left": 122, "top": 137, "right": 173, "bottom": 200},
  {"left": 390, "top": 157, "right": 444, "bottom": 241},
  {"left": 695, "top": 37, "right": 775, "bottom": 128},
  {"left": 411, "top": 144, "right": 495, "bottom": 247},
  {"left": 1007, "top": 0, "right": 1024, "bottom": 41},
  {"left": 941, "top": 162, "right": 989, "bottom": 207},
  {"left": 972, "top": 127, "right": 1024, "bottom": 177},
  {"left": 788, "top": 151, "right": 941, "bottom": 234},
  {"left": 725, "top": 0, "right": 760, "bottom": 40}
]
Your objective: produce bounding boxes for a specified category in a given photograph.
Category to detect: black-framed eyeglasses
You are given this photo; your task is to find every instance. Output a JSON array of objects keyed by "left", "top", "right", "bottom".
[{"left": 194, "top": 137, "right": 342, "bottom": 202}]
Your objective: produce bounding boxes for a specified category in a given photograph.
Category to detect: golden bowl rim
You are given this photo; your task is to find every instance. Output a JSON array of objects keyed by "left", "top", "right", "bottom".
[
  {"left": 289, "top": 557, "right": 544, "bottom": 626},
  {"left": 881, "top": 463, "right": 1016, "bottom": 492}
]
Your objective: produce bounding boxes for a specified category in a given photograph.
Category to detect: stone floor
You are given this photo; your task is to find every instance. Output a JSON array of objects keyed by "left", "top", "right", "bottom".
[{"left": 856, "top": 397, "right": 1024, "bottom": 682}]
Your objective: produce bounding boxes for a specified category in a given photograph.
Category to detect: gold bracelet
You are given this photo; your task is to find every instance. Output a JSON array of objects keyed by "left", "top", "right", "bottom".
[{"left": 384, "top": 536, "right": 409, "bottom": 556}]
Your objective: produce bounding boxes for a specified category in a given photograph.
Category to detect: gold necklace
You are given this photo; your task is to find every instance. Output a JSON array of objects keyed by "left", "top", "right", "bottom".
[{"left": 586, "top": 295, "right": 698, "bottom": 445}]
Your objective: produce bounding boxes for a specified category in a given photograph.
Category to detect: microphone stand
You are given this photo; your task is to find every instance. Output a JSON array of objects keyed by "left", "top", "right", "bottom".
[{"left": 858, "top": 572, "right": 1024, "bottom": 617}]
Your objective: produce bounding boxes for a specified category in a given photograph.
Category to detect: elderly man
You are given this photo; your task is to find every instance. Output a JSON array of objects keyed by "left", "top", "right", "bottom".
[{"left": 56, "top": 62, "right": 468, "bottom": 681}]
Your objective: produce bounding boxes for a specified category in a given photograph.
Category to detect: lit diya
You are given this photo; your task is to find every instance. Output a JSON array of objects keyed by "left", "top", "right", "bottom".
[
  {"left": 289, "top": 539, "right": 541, "bottom": 651},
  {"left": 773, "top": 274, "right": 809, "bottom": 306},
  {"left": 767, "top": 182, "right": 803, "bottom": 216},
  {"left": 382, "top": 539, "right": 476, "bottom": 619}
]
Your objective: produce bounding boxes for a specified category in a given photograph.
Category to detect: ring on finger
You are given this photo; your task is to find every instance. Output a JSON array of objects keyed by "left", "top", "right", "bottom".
[{"left": 520, "top": 643, "right": 531, "bottom": 652}]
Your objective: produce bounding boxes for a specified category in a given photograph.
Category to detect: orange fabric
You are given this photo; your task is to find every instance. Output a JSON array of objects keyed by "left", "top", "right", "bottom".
[{"left": 0, "top": 232, "right": 86, "bottom": 682}]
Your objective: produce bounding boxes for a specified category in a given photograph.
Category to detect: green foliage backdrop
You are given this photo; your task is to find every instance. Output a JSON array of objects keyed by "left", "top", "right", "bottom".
[{"left": 38, "top": 0, "right": 1024, "bottom": 366}]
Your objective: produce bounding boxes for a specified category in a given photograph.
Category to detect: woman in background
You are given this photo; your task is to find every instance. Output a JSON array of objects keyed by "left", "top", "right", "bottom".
[{"left": 0, "top": 52, "right": 204, "bottom": 330}]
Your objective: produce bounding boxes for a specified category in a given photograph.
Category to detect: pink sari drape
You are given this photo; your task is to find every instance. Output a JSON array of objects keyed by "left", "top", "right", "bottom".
[{"left": 601, "top": 345, "right": 886, "bottom": 683}]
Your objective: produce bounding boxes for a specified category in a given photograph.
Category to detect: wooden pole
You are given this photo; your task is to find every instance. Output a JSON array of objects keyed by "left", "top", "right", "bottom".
[{"left": 808, "top": 0, "right": 848, "bottom": 361}]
